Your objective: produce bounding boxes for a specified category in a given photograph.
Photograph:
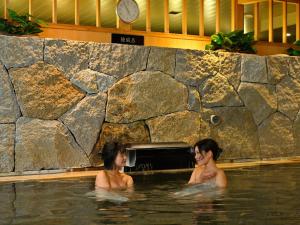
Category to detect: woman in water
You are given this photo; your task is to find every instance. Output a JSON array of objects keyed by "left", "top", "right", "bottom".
[
  {"left": 95, "top": 142, "right": 133, "bottom": 190},
  {"left": 188, "top": 139, "right": 227, "bottom": 188}
]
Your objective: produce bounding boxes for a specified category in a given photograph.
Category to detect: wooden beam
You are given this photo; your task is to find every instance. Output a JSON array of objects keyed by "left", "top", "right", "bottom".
[
  {"left": 254, "top": 2, "right": 260, "bottom": 40},
  {"left": 164, "top": 0, "right": 169, "bottom": 33},
  {"left": 268, "top": 0, "right": 273, "bottom": 42},
  {"left": 52, "top": 0, "right": 57, "bottom": 24},
  {"left": 282, "top": 0, "right": 287, "bottom": 43},
  {"left": 231, "top": 0, "right": 236, "bottom": 31},
  {"left": 28, "top": 0, "right": 32, "bottom": 21},
  {"left": 216, "top": 0, "right": 220, "bottom": 32},
  {"left": 96, "top": 0, "right": 101, "bottom": 28},
  {"left": 4, "top": 0, "right": 8, "bottom": 19},
  {"left": 75, "top": 0, "right": 80, "bottom": 25},
  {"left": 199, "top": 0, "right": 204, "bottom": 36},
  {"left": 297, "top": 1, "right": 300, "bottom": 40},
  {"left": 182, "top": 0, "right": 187, "bottom": 34},
  {"left": 146, "top": 0, "right": 151, "bottom": 32}
]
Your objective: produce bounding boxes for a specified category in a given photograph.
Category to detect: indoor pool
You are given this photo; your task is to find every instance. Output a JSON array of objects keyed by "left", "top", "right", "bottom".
[{"left": 0, "top": 164, "right": 300, "bottom": 225}]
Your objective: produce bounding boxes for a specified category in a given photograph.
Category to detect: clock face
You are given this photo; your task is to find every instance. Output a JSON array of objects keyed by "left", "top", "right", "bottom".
[{"left": 116, "top": 0, "right": 140, "bottom": 24}]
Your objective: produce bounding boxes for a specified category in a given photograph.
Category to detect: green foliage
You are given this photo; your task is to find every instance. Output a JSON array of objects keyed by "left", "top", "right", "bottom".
[
  {"left": 0, "top": 9, "right": 45, "bottom": 35},
  {"left": 287, "top": 40, "right": 300, "bottom": 56},
  {"left": 205, "top": 30, "right": 256, "bottom": 54}
]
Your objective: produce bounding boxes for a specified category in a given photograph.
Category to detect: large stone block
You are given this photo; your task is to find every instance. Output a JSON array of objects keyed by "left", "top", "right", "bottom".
[
  {"left": 0, "top": 124, "right": 15, "bottom": 173},
  {"left": 188, "top": 87, "right": 201, "bottom": 112},
  {"left": 147, "top": 47, "right": 176, "bottom": 75},
  {"left": 106, "top": 71, "right": 188, "bottom": 123},
  {"left": 175, "top": 49, "right": 220, "bottom": 86},
  {"left": 241, "top": 55, "right": 268, "bottom": 83},
  {"left": 91, "top": 122, "right": 150, "bottom": 165},
  {"left": 277, "top": 76, "right": 300, "bottom": 121},
  {"left": 0, "top": 64, "right": 21, "bottom": 123},
  {"left": 146, "top": 111, "right": 201, "bottom": 145},
  {"left": 219, "top": 52, "right": 242, "bottom": 90},
  {"left": 200, "top": 73, "right": 243, "bottom": 107},
  {"left": 266, "top": 55, "right": 289, "bottom": 84},
  {"left": 15, "top": 118, "right": 90, "bottom": 171},
  {"left": 89, "top": 43, "right": 150, "bottom": 79},
  {"left": 200, "top": 107, "right": 260, "bottom": 160},
  {"left": 289, "top": 56, "right": 300, "bottom": 80},
  {"left": 60, "top": 93, "right": 107, "bottom": 156},
  {"left": 0, "top": 35, "right": 43, "bottom": 69},
  {"left": 44, "top": 39, "right": 90, "bottom": 79},
  {"left": 238, "top": 82, "right": 277, "bottom": 125},
  {"left": 71, "top": 69, "right": 116, "bottom": 94},
  {"left": 258, "top": 113, "right": 294, "bottom": 158},
  {"left": 293, "top": 112, "right": 300, "bottom": 156},
  {"left": 9, "top": 62, "right": 85, "bottom": 120}
]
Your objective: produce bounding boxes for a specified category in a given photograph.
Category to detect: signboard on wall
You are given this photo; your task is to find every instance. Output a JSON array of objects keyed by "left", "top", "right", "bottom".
[{"left": 111, "top": 33, "right": 144, "bottom": 45}]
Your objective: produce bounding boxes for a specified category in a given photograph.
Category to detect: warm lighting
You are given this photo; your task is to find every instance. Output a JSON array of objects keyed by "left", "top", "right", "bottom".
[{"left": 286, "top": 33, "right": 291, "bottom": 37}]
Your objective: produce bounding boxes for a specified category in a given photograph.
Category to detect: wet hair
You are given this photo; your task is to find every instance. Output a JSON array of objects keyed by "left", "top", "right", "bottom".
[
  {"left": 194, "top": 138, "right": 223, "bottom": 161},
  {"left": 101, "top": 142, "right": 126, "bottom": 170}
]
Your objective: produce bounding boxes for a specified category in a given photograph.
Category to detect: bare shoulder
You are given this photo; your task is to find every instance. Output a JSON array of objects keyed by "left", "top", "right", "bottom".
[
  {"left": 95, "top": 170, "right": 109, "bottom": 188},
  {"left": 216, "top": 168, "right": 227, "bottom": 188},
  {"left": 121, "top": 173, "right": 134, "bottom": 186}
]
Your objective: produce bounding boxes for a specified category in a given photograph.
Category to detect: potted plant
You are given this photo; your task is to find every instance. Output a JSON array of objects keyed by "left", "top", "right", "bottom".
[{"left": 287, "top": 40, "right": 300, "bottom": 56}]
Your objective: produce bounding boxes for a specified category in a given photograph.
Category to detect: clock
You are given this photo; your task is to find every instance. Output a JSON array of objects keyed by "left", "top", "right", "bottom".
[{"left": 116, "top": 0, "right": 140, "bottom": 24}]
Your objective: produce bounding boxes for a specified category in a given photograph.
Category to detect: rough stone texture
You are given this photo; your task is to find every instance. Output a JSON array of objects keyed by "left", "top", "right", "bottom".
[
  {"left": 188, "top": 87, "right": 201, "bottom": 112},
  {"left": 9, "top": 62, "right": 85, "bottom": 120},
  {"left": 277, "top": 76, "right": 300, "bottom": 121},
  {"left": 146, "top": 111, "right": 201, "bottom": 145},
  {"left": 147, "top": 47, "right": 176, "bottom": 75},
  {"left": 70, "top": 69, "right": 100, "bottom": 94},
  {"left": 200, "top": 107, "right": 260, "bottom": 160},
  {"left": 15, "top": 118, "right": 90, "bottom": 171},
  {"left": 258, "top": 113, "right": 294, "bottom": 158},
  {"left": 219, "top": 52, "right": 242, "bottom": 90},
  {"left": 267, "top": 56, "right": 289, "bottom": 85},
  {"left": 200, "top": 73, "right": 243, "bottom": 107},
  {"left": 44, "top": 39, "right": 90, "bottom": 79},
  {"left": 89, "top": 43, "right": 150, "bottom": 79},
  {"left": 293, "top": 112, "right": 300, "bottom": 156},
  {"left": 0, "top": 64, "right": 21, "bottom": 123},
  {"left": 60, "top": 93, "right": 107, "bottom": 156},
  {"left": 95, "top": 73, "right": 117, "bottom": 93},
  {"left": 0, "top": 124, "right": 15, "bottom": 173},
  {"left": 0, "top": 35, "right": 43, "bottom": 69},
  {"left": 106, "top": 71, "right": 188, "bottom": 123},
  {"left": 241, "top": 55, "right": 268, "bottom": 83},
  {"left": 289, "top": 56, "right": 300, "bottom": 80},
  {"left": 238, "top": 82, "right": 277, "bottom": 125},
  {"left": 175, "top": 49, "right": 220, "bottom": 86},
  {"left": 91, "top": 121, "right": 150, "bottom": 165}
]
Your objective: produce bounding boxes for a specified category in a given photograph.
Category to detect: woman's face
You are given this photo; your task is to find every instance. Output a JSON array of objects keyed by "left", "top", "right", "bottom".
[
  {"left": 114, "top": 151, "right": 127, "bottom": 168},
  {"left": 194, "top": 146, "right": 206, "bottom": 165}
]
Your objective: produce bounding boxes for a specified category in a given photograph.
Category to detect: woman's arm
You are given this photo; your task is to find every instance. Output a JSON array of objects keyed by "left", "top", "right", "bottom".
[
  {"left": 215, "top": 170, "right": 227, "bottom": 188},
  {"left": 95, "top": 171, "right": 110, "bottom": 189}
]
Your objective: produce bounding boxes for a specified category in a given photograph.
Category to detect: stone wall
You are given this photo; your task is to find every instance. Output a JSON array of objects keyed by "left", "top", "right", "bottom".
[{"left": 0, "top": 35, "right": 300, "bottom": 173}]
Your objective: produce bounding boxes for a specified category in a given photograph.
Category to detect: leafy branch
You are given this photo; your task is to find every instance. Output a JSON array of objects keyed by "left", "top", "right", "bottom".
[{"left": 287, "top": 40, "right": 300, "bottom": 56}]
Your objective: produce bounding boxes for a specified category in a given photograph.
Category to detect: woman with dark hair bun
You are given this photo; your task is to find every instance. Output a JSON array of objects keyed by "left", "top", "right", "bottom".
[
  {"left": 188, "top": 139, "right": 227, "bottom": 188},
  {"left": 95, "top": 142, "right": 133, "bottom": 190}
]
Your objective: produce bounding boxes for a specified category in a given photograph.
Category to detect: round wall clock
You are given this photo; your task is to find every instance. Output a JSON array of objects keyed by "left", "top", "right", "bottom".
[{"left": 116, "top": 0, "right": 140, "bottom": 24}]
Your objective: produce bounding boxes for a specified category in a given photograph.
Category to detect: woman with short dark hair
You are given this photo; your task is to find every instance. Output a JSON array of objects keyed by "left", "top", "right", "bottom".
[
  {"left": 188, "top": 139, "right": 227, "bottom": 188},
  {"left": 95, "top": 142, "right": 133, "bottom": 190}
]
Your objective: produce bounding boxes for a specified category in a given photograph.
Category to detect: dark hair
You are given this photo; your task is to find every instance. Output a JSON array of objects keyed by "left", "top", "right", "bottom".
[
  {"left": 194, "top": 139, "right": 223, "bottom": 161},
  {"left": 101, "top": 142, "right": 126, "bottom": 170}
]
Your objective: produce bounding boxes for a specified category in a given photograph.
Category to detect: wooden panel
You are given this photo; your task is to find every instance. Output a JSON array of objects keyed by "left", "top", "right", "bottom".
[
  {"left": 4, "top": 0, "right": 8, "bottom": 19},
  {"left": 75, "top": 0, "right": 80, "bottom": 25},
  {"left": 216, "top": 0, "right": 220, "bottom": 32},
  {"left": 199, "top": 0, "right": 204, "bottom": 36},
  {"left": 182, "top": 0, "right": 187, "bottom": 34},
  {"left": 96, "top": 0, "right": 101, "bottom": 27},
  {"left": 268, "top": 0, "right": 273, "bottom": 42},
  {"left": 282, "top": 0, "right": 287, "bottom": 43},
  {"left": 52, "top": 0, "right": 57, "bottom": 24},
  {"left": 164, "top": 0, "right": 169, "bottom": 33},
  {"left": 146, "top": 0, "right": 151, "bottom": 32},
  {"left": 28, "top": 0, "right": 32, "bottom": 20},
  {"left": 254, "top": 3, "right": 260, "bottom": 40}
]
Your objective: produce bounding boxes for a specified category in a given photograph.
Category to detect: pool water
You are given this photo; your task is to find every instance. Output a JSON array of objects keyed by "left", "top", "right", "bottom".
[{"left": 0, "top": 164, "right": 300, "bottom": 225}]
